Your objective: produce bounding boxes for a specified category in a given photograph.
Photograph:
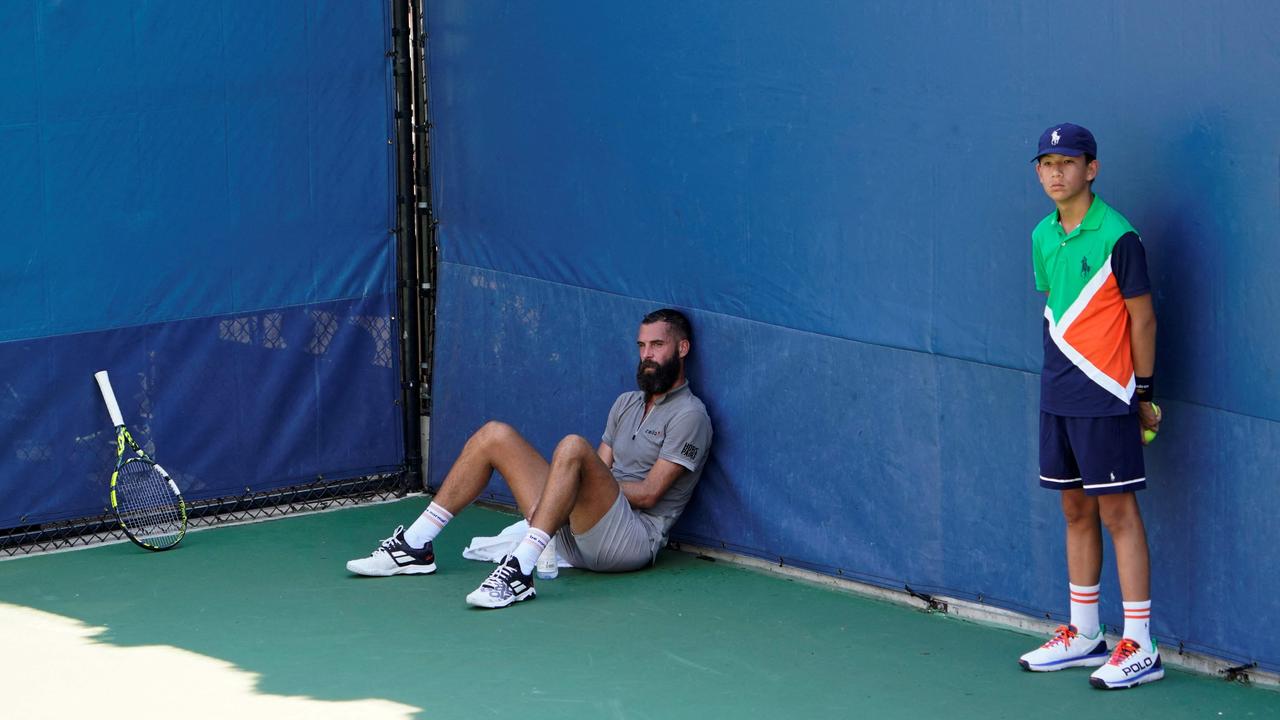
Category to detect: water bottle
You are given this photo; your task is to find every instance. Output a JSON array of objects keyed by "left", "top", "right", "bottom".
[{"left": 536, "top": 535, "right": 559, "bottom": 580}]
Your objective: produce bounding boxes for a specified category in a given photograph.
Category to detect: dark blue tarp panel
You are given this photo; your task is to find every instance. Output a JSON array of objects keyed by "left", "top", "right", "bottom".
[
  {"left": 1, "top": 1, "right": 394, "bottom": 341},
  {"left": 1, "top": 295, "right": 404, "bottom": 527},
  {"left": 425, "top": 2, "right": 1280, "bottom": 672},
  {"left": 0, "top": 2, "right": 404, "bottom": 526}
]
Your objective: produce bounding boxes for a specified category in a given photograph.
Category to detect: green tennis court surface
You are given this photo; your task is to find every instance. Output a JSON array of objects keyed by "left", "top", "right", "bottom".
[{"left": 1, "top": 500, "right": 1274, "bottom": 719}]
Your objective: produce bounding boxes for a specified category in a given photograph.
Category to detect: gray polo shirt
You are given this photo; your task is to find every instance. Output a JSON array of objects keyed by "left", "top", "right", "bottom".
[{"left": 601, "top": 382, "right": 713, "bottom": 544}]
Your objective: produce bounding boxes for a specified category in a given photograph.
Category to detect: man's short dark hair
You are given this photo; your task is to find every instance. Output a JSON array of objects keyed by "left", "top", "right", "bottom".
[{"left": 642, "top": 308, "right": 693, "bottom": 348}]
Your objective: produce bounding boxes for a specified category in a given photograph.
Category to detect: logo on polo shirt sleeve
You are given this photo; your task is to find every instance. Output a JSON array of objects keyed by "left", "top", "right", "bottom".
[{"left": 681, "top": 443, "right": 700, "bottom": 461}]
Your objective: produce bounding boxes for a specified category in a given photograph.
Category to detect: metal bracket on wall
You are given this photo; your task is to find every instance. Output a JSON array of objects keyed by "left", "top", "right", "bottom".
[
  {"left": 905, "top": 585, "right": 949, "bottom": 614},
  {"left": 1221, "top": 661, "right": 1257, "bottom": 684}
]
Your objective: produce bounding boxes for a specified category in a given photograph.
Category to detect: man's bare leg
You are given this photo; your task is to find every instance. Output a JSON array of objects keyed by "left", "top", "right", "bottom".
[
  {"left": 432, "top": 421, "right": 552, "bottom": 517},
  {"left": 347, "top": 421, "right": 553, "bottom": 577},
  {"left": 528, "top": 434, "right": 620, "bottom": 536},
  {"left": 465, "top": 433, "right": 623, "bottom": 608}
]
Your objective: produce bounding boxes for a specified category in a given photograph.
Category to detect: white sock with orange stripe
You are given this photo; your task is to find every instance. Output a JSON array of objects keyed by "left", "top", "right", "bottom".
[
  {"left": 1069, "top": 583, "right": 1101, "bottom": 637},
  {"left": 1122, "top": 600, "right": 1153, "bottom": 651},
  {"left": 404, "top": 502, "right": 453, "bottom": 548},
  {"left": 512, "top": 528, "right": 551, "bottom": 575}
]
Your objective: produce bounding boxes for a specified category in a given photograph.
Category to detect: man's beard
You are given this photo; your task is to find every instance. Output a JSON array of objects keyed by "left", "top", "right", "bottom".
[{"left": 636, "top": 354, "right": 682, "bottom": 396}]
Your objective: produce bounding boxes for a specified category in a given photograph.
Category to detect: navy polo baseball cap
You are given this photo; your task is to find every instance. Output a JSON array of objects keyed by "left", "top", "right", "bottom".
[{"left": 1033, "top": 123, "right": 1097, "bottom": 161}]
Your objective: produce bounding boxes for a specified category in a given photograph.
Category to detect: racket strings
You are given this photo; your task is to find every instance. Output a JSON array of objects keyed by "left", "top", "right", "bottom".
[{"left": 116, "top": 461, "right": 184, "bottom": 546}]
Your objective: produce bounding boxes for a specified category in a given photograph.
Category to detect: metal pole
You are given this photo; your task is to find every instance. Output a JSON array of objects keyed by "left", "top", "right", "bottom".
[
  {"left": 410, "top": 0, "right": 439, "bottom": 491},
  {"left": 391, "top": 0, "right": 424, "bottom": 492}
]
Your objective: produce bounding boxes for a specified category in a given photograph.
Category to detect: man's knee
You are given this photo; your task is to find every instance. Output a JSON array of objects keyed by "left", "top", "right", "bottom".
[
  {"left": 469, "top": 420, "right": 518, "bottom": 451},
  {"left": 552, "top": 434, "right": 594, "bottom": 464}
]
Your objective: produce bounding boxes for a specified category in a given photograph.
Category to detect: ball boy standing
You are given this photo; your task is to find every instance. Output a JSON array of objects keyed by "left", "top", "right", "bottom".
[{"left": 1018, "top": 123, "right": 1164, "bottom": 689}]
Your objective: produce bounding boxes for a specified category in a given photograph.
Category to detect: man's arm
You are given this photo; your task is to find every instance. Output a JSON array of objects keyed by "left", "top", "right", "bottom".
[
  {"left": 619, "top": 459, "right": 687, "bottom": 510},
  {"left": 598, "top": 439, "right": 686, "bottom": 509},
  {"left": 1126, "top": 292, "right": 1158, "bottom": 430}
]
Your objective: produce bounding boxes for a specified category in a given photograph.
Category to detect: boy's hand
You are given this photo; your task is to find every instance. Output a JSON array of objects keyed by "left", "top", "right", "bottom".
[{"left": 1138, "top": 401, "right": 1162, "bottom": 442}]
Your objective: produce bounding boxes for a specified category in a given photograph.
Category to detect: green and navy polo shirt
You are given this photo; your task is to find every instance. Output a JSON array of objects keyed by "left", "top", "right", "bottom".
[{"left": 1032, "top": 195, "right": 1151, "bottom": 417}]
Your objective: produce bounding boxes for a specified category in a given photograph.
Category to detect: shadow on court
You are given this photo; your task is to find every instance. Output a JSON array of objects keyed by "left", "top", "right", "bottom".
[{"left": 0, "top": 499, "right": 1275, "bottom": 719}]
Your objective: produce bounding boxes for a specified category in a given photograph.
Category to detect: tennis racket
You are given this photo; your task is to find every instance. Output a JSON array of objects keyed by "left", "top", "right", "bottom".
[{"left": 94, "top": 370, "right": 187, "bottom": 551}]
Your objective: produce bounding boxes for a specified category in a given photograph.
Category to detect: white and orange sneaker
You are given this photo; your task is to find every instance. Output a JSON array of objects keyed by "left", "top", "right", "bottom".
[
  {"left": 1089, "top": 639, "right": 1164, "bottom": 689},
  {"left": 1019, "top": 624, "right": 1110, "bottom": 672}
]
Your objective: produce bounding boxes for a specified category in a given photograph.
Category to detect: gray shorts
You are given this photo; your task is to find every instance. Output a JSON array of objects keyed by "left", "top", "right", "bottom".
[{"left": 555, "top": 491, "right": 659, "bottom": 572}]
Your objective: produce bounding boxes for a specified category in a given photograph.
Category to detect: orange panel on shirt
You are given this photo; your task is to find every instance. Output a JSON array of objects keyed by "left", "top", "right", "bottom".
[{"left": 1061, "top": 275, "right": 1133, "bottom": 387}]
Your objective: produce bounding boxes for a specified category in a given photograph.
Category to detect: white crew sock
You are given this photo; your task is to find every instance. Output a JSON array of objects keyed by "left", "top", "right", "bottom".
[
  {"left": 511, "top": 528, "right": 551, "bottom": 575},
  {"left": 1069, "top": 582, "right": 1101, "bottom": 638},
  {"left": 1122, "top": 600, "right": 1153, "bottom": 651},
  {"left": 404, "top": 502, "right": 453, "bottom": 548}
]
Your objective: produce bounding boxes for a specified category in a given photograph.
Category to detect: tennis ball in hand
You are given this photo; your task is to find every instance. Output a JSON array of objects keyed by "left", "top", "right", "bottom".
[{"left": 1142, "top": 403, "right": 1162, "bottom": 444}]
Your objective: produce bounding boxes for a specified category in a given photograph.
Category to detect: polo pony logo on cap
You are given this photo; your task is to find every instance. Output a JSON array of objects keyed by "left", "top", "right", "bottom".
[{"left": 1051, "top": 129, "right": 1061, "bottom": 146}]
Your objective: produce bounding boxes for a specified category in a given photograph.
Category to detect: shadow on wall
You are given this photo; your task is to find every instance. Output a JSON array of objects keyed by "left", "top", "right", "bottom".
[{"left": 1134, "top": 116, "right": 1230, "bottom": 410}]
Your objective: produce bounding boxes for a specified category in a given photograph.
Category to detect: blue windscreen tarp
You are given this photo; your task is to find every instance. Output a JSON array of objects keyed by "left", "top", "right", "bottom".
[
  {"left": 0, "top": 1, "right": 405, "bottom": 528},
  {"left": 424, "top": 1, "right": 1280, "bottom": 672}
]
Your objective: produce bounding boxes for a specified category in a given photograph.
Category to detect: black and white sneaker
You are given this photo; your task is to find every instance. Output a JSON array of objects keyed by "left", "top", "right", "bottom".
[
  {"left": 345, "top": 525, "right": 437, "bottom": 576},
  {"left": 465, "top": 555, "right": 536, "bottom": 608}
]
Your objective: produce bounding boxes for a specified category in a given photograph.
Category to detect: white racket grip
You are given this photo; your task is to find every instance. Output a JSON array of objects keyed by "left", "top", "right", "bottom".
[
  {"left": 169, "top": 479, "right": 182, "bottom": 497},
  {"left": 153, "top": 465, "right": 181, "bottom": 495},
  {"left": 94, "top": 370, "right": 125, "bottom": 427}
]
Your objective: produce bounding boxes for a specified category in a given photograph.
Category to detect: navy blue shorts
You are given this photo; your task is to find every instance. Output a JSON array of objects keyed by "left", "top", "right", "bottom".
[{"left": 1039, "top": 412, "right": 1146, "bottom": 496}]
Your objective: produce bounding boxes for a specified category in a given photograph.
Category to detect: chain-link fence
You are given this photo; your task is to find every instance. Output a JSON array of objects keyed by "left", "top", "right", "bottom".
[{"left": 0, "top": 472, "right": 413, "bottom": 557}]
